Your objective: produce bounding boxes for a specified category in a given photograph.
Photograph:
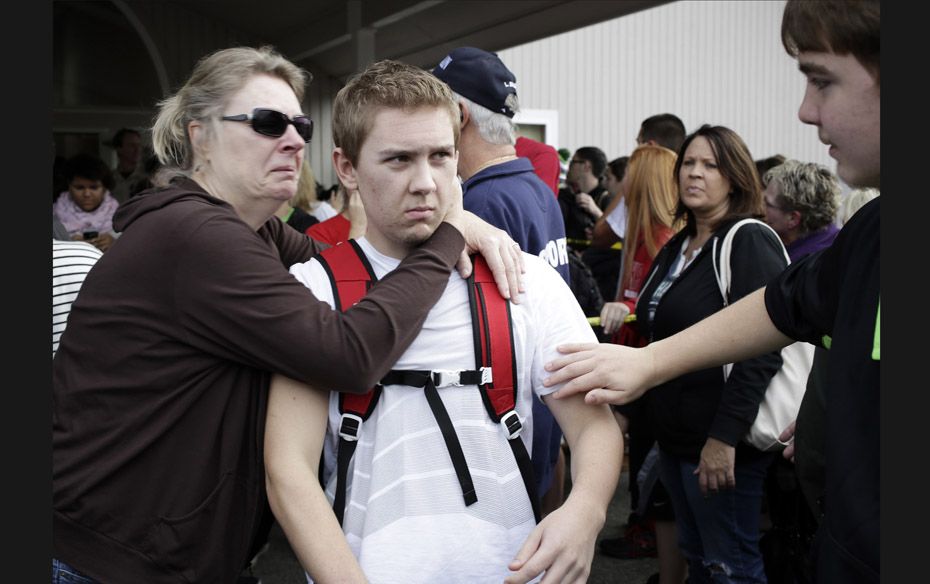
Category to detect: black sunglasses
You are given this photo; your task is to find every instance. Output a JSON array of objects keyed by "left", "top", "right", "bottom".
[{"left": 221, "top": 108, "right": 314, "bottom": 142}]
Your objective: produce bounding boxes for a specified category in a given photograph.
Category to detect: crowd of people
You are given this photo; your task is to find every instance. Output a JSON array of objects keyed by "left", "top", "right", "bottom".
[{"left": 52, "top": 1, "right": 879, "bottom": 583}]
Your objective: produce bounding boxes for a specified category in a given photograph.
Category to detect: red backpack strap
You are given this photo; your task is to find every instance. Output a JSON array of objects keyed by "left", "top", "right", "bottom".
[
  {"left": 318, "top": 241, "right": 382, "bottom": 425},
  {"left": 317, "top": 240, "right": 375, "bottom": 312},
  {"left": 317, "top": 240, "right": 382, "bottom": 524},
  {"left": 467, "top": 255, "right": 517, "bottom": 420},
  {"left": 467, "top": 255, "right": 541, "bottom": 522}
]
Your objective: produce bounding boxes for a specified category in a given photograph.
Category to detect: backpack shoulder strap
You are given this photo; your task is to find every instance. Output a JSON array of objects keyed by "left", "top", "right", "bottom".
[
  {"left": 467, "top": 255, "right": 517, "bottom": 421},
  {"left": 317, "top": 240, "right": 377, "bottom": 311},
  {"left": 317, "top": 240, "right": 382, "bottom": 421},
  {"left": 318, "top": 240, "right": 382, "bottom": 524},
  {"left": 467, "top": 255, "right": 541, "bottom": 522}
]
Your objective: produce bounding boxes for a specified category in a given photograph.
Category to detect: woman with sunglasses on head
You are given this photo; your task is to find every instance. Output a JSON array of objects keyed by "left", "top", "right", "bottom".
[{"left": 52, "top": 46, "right": 524, "bottom": 584}]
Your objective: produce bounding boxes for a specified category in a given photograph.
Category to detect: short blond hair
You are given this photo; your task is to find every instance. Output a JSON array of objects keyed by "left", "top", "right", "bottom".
[{"left": 332, "top": 59, "right": 460, "bottom": 164}]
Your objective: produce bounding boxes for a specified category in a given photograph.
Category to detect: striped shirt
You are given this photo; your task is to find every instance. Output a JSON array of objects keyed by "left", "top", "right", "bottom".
[
  {"left": 290, "top": 239, "right": 597, "bottom": 583},
  {"left": 52, "top": 239, "right": 102, "bottom": 357}
]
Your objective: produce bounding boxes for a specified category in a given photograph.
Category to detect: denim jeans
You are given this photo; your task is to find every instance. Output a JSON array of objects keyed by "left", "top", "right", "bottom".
[
  {"left": 51, "top": 559, "right": 100, "bottom": 583},
  {"left": 658, "top": 449, "right": 773, "bottom": 584}
]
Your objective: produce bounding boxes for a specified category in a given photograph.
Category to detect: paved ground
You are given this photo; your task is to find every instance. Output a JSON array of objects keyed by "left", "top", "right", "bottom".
[{"left": 249, "top": 470, "right": 658, "bottom": 583}]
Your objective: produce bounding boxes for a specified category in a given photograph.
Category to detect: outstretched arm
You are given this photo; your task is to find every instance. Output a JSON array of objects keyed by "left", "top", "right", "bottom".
[
  {"left": 264, "top": 374, "right": 367, "bottom": 583},
  {"left": 544, "top": 288, "right": 793, "bottom": 405},
  {"left": 504, "top": 392, "right": 622, "bottom": 584}
]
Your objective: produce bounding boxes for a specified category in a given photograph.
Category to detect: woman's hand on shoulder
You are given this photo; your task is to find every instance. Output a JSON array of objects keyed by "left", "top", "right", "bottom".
[
  {"left": 454, "top": 211, "right": 525, "bottom": 303},
  {"left": 443, "top": 181, "right": 525, "bottom": 302}
]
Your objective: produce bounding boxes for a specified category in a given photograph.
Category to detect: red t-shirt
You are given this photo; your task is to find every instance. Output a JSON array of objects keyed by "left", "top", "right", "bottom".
[
  {"left": 306, "top": 214, "right": 351, "bottom": 246},
  {"left": 612, "top": 225, "right": 676, "bottom": 347}
]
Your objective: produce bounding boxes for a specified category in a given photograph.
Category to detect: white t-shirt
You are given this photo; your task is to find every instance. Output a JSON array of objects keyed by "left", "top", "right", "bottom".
[
  {"left": 605, "top": 196, "right": 628, "bottom": 239},
  {"left": 289, "top": 238, "right": 596, "bottom": 584}
]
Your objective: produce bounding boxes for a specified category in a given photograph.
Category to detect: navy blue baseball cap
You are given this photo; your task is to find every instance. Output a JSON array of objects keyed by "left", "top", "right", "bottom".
[{"left": 432, "top": 47, "right": 518, "bottom": 118}]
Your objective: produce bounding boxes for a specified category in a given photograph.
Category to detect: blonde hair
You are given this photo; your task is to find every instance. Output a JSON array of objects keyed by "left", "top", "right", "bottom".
[
  {"left": 621, "top": 144, "right": 682, "bottom": 294},
  {"left": 290, "top": 158, "right": 318, "bottom": 212},
  {"left": 151, "top": 46, "right": 309, "bottom": 185},
  {"left": 332, "top": 59, "right": 460, "bottom": 164}
]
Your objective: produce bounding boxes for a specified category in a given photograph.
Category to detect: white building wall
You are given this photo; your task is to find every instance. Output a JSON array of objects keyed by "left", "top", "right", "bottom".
[{"left": 499, "top": 0, "right": 832, "bottom": 170}]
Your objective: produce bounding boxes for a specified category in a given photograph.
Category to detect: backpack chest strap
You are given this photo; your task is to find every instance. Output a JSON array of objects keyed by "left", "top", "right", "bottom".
[
  {"left": 380, "top": 368, "right": 492, "bottom": 389},
  {"left": 378, "top": 368, "right": 523, "bottom": 439},
  {"left": 374, "top": 367, "right": 537, "bottom": 521}
]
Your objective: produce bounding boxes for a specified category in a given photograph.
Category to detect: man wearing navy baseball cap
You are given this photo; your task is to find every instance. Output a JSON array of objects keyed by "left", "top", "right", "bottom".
[
  {"left": 433, "top": 46, "right": 571, "bottom": 515},
  {"left": 433, "top": 46, "right": 519, "bottom": 118}
]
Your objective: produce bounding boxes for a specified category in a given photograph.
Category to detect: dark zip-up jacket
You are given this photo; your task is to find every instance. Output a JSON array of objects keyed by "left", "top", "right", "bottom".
[
  {"left": 53, "top": 177, "right": 463, "bottom": 583},
  {"left": 634, "top": 217, "right": 786, "bottom": 460}
]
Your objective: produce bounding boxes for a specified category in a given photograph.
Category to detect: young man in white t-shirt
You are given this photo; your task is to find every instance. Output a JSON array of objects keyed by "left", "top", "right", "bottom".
[{"left": 264, "top": 59, "right": 622, "bottom": 584}]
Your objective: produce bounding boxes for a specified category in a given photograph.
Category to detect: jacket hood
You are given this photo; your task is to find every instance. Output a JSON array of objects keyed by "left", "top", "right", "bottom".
[{"left": 113, "top": 177, "right": 228, "bottom": 232}]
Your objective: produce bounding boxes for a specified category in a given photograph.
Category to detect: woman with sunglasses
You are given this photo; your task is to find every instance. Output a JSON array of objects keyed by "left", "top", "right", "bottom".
[{"left": 52, "top": 46, "right": 524, "bottom": 584}]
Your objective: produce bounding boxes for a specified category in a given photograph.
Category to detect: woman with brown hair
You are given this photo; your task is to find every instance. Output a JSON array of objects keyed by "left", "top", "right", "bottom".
[{"left": 624, "top": 125, "right": 787, "bottom": 583}]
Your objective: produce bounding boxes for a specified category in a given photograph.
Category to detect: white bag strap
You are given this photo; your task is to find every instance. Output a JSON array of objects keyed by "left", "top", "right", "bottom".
[
  {"left": 713, "top": 218, "right": 790, "bottom": 378},
  {"left": 713, "top": 218, "right": 790, "bottom": 306}
]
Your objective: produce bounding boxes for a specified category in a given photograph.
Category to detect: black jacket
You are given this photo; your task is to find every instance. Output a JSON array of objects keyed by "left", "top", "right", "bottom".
[
  {"left": 765, "top": 198, "right": 879, "bottom": 583},
  {"left": 634, "top": 217, "right": 786, "bottom": 460},
  {"left": 285, "top": 205, "right": 319, "bottom": 233}
]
